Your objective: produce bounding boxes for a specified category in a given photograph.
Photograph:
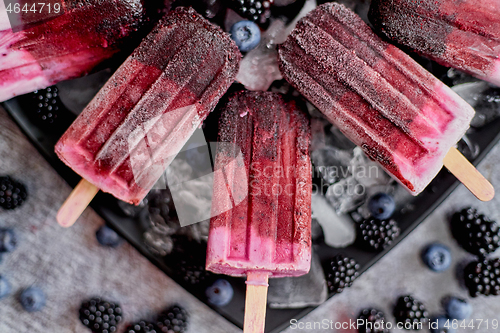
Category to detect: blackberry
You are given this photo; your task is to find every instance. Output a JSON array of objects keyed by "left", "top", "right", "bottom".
[
  {"left": 230, "top": 0, "right": 274, "bottom": 23},
  {"left": 324, "top": 255, "right": 360, "bottom": 295},
  {"left": 79, "top": 297, "right": 123, "bottom": 333},
  {"left": 32, "top": 86, "right": 61, "bottom": 124},
  {"left": 125, "top": 320, "right": 159, "bottom": 333},
  {"left": 155, "top": 305, "right": 189, "bottom": 333},
  {"left": 167, "top": 236, "right": 214, "bottom": 288},
  {"left": 175, "top": 257, "right": 212, "bottom": 287},
  {"left": 393, "top": 295, "right": 428, "bottom": 330},
  {"left": 356, "top": 219, "right": 400, "bottom": 252},
  {"left": 450, "top": 207, "right": 500, "bottom": 256},
  {"left": 0, "top": 176, "right": 28, "bottom": 210},
  {"left": 463, "top": 258, "right": 500, "bottom": 297},
  {"left": 357, "top": 308, "right": 389, "bottom": 333}
]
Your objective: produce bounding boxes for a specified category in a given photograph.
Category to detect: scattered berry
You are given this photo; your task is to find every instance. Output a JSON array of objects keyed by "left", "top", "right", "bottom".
[
  {"left": 206, "top": 279, "right": 234, "bottom": 306},
  {"left": 96, "top": 226, "right": 123, "bottom": 248},
  {"left": 357, "top": 308, "right": 389, "bottom": 333},
  {"left": 450, "top": 207, "right": 500, "bottom": 256},
  {"left": 0, "top": 275, "right": 11, "bottom": 299},
  {"left": 155, "top": 305, "right": 189, "bottom": 333},
  {"left": 368, "top": 193, "right": 395, "bottom": 220},
  {"left": 173, "top": 256, "right": 212, "bottom": 287},
  {"left": 32, "top": 86, "right": 61, "bottom": 124},
  {"left": 463, "top": 258, "right": 500, "bottom": 297},
  {"left": 167, "top": 237, "right": 214, "bottom": 289},
  {"left": 230, "top": 0, "right": 273, "bottom": 23},
  {"left": 393, "top": 295, "right": 428, "bottom": 330},
  {"left": 19, "top": 287, "right": 46, "bottom": 312},
  {"left": 430, "top": 315, "right": 455, "bottom": 333},
  {"left": 325, "top": 255, "right": 360, "bottom": 295},
  {"left": 0, "top": 176, "right": 28, "bottom": 210},
  {"left": 421, "top": 244, "right": 452, "bottom": 272},
  {"left": 230, "top": 20, "right": 261, "bottom": 52},
  {"left": 0, "top": 229, "right": 17, "bottom": 253},
  {"left": 125, "top": 320, "right": 159, "bottom": 333},
  {"left": 357, "top": 218, "right": 400, "bottom": 252},
  {"left": 443, "top": 297, "right": 472, "bottom": 320},
  {"left": 79, "top": 297, "right": 123, "bottom": 333}
]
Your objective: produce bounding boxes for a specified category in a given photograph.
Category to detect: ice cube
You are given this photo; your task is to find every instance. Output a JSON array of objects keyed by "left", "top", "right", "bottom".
[
  {"left": 311, "top": 146, "right": 353, "bottom": 184},
  {"left": 268, "top": 252, "right": 327, "bottom": 309},
  {"left": 457, "top": 135, "right": 480, "bottom": 160},
  {"left": 175, "top": 220, "right": 211, "bottom": 243},
  {"left": 452, "top": 81, "right": 500, "bottom": 128},
  {"left": 143, "top": 230, "right": 174, "bottom": 256},
  {"left": 236, "top": 20, "right": 285, "bottom": 91},
  {"left": 351, "top": 147, "right": 391, "bottom": 188},
  {"left": 311, "top": 192, "right": 356, "bottom": 247},
  {"left": 325, "top": 177, "right": 365, "bottom": 214}
]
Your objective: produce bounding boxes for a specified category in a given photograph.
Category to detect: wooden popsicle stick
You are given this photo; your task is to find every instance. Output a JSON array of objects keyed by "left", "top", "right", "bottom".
[
  {"left": 57, "top": 179, "right": 99, "bottom": 227},
  {"left": 443, "top": 147, "right": 494, "bottom": 202},
  {"left": 243, "top": 272, "right": 269, "bottom": 333}
]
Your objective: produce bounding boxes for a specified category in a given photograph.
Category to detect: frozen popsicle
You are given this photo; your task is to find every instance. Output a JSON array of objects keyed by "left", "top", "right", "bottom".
[
  {"left": 55, "top": 7, "right": 241, "bottom": 226},
  {"left": 206, "top": 91, "right": 311, "bottom": 332},
  {"left": 278, "top": 3, "right": 494, "bottom": 200},
  {"left": 0, "top": 0, "right": 148, "bottom": 102},
  {"left": 369, "top": 0, "right": 500, "bottom": 86}
]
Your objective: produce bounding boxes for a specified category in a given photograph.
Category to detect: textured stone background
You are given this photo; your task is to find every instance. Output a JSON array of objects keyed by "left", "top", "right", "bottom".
[{"left": 1, "top": 106, "right": 499, "bottom": 333}]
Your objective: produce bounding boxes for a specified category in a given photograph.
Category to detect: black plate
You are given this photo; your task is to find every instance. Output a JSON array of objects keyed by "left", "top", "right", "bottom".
[{"left": 4, "top": 77, "right": 500, "bottom": 332}]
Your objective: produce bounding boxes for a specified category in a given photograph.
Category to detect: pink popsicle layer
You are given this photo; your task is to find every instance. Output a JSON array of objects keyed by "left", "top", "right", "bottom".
[
  {"left": 369, "top": 0, "right": 500, "bottom": 86},
  {"left": 278, "top": 3, "right": 475, "bottom": 195},
  {"left": 0, "top": 0, "right": 146, "bottom": 102},
  {"left": 55, "top": 7, "right": 241, "bottom": 204},
  {"left": 206, "top": 91, "right": 312, "bottom": 278}
]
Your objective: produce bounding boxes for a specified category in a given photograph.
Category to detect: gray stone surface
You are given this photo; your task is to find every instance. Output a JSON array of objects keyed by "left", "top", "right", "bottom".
[
  {"left": 0, "top": 107, "right": 240, "bottom": 333},
  {"left": 268, "top": 252, "right": 328, "bottom": 309},
  {"left": 281, "top": 140, "right": 500, "bottom": 333},
  {"left": 1, "top": 105, "right": 500, "bottom": 333}
]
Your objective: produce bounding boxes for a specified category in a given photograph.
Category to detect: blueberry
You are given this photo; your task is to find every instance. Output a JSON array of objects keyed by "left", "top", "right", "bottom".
[
  {"left": 230, "top": 20, "right": 261, "bottom": 52},
  {"left": 421, "top": 243, "right": 452, "bottom": 272},
  {"left": 430, "top": 315, "right": 456, "bottom": 333},
  {"left": 367, "top": 193, "right": 395, "bottom": 220},
  {"left": 19, "top": 287, "right": 46, "bottom": 312},
  {"left": 0, "top": 229, "right": 17, "bottom": 253},
  {"left": 206, "top": 279, "right": 234, "bottom": 306},
  {"left": 444, "top": 297, "right": 472, "bottom": 320},
  {"left": 96, "top": 225, "right": 123, "bottom": 248},
  {"left": 0, "top": 276, "right": 11, "bottom": 299}
]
